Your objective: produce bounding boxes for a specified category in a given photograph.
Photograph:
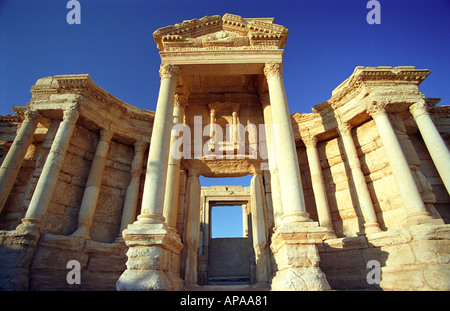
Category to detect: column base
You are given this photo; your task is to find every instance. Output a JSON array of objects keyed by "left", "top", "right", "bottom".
[
  {"left": 16, "top": 217, "right": 41, "bottom": 233},
  {"left": 323, "top": 230, "right": 338, "bottom": 240},
  {"left": 402, "top": 212, "right": 444, "bottom": 228},
  {"left": 270, "top": 221, "right": 331, "bottom": 291},
  {"left": 116, "top": 222, "right": 183, "bottom": 291},
  {"left": 363, "top": 222, "right": 382, "bottom": 235},
  {"left": 70, "top": 226, "right": 91, "bottom": 240}
]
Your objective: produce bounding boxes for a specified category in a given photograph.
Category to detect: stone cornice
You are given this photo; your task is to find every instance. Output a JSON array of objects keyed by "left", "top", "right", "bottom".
[
  {"left": 153, "top": 13, "right": 288, "bottom": 51},
  {"left": 28, "top": 75, "right": 155, "bottom": 145},
  {"left": 30, "top": 75, "right": 154, "bottom": 122},
  {"left": 0, "top": 114, "right": 24, "bottom": 123},
  {"left": 329, "top": 66, "right": 431, "bottom": 105},
  {"left": 430, "top": 105, "right": 450, "bottom": 116}
]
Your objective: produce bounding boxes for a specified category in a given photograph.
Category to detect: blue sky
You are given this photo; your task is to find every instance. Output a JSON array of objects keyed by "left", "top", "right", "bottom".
[
  {"left": 1, "top": 0, "right": 449, "bottom": 236},
  {"left": 1, "top": 0, "right": 449, "bottom": 118}
]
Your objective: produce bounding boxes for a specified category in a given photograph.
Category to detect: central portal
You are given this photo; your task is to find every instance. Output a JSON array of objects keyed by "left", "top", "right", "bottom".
[
  {"left": 208, "top": 204, "right": 254, "bottom": 285},
  {"left": 197, "top": 176, "right": 257, "bottom": 286}
]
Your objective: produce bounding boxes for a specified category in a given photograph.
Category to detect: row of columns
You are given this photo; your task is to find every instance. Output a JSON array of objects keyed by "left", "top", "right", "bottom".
[
  {"left": 0, "top": 103, "right": 150, "bottom": 238},
  {"left": 299, "top": 99, "right": 448, "bottom": 236},
  {"left": 17, "top": 108, "right": 80, "bottom": 231},
  {"left": 1, "top": 64, "right": 447, "bottom": 243},
  {"left": 366, "top": 101, "right": 439, "bottom": 225}
]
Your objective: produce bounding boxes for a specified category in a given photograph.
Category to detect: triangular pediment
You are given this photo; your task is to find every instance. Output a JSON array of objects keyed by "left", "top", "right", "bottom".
[{"left": 153, "top": 13, "right": 288, "bottom": 51}]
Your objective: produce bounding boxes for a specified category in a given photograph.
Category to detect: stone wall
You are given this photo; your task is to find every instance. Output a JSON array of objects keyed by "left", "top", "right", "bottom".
[{"left": 319, "top": 224, "right": 450, "bottom": 290}]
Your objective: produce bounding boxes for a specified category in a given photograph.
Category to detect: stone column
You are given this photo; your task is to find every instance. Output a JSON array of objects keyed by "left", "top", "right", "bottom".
[
  {"left": 163, "top": 94, "right": 187, "bottom": 230},
  {"left": 71, "top": 128, "right": 113, "bottom": 239},
  {"left": 367, "top": 101, "right": 435, "bottom": 226},
  {"left": 264, "top": 63, "right": 330, "bottom": 291},
  {"left": 303, "top": 134, "right": 337, "bottom": 239},
  {"left": 17, "top": 107, "right": 79, "bottom": 231},
  {"left": 232, "top": 110, "right": 238, "bottom": 144},
  {"left": 260, "top": 93, "right": 283, "bottom": 227},
  {"left": 117, "top": 64, "right": 183, "bottom": 291},
  {"left": 250, "top": 173, "right": 272, "bottom": 283},
  {"left": 209, "top": 107, "right": 215, "bottom": 139},
  {"left": 242, "top": 203, "right": 249, "bottom": 238},
  {"left": 184, "top": 171, "right": 201, "bottom": 286},
  {"left": 263, "top": 65, "right": 309, "bottom": 223},
  {"left": 138, "top": 64, "right": 179, "bottom": 225},
  {"left": 410, "top": 100, "right": 450, "bottom": 195},
  {"left": 337, "top": 120, "right": 381, "bottom": 234},
  {"left": 0, "top": 109, "right": 42, "bottom": 213},
  {"left": 118, "top": 140, "right": 148, "bottom": 234}
]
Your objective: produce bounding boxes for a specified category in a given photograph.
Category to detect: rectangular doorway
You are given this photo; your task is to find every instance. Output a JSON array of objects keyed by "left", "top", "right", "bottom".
[{"left": 207, "top": 205, "right": 254, "bottom": 285}]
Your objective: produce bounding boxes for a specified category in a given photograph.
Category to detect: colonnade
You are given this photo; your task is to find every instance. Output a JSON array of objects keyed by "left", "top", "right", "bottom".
[{"left": 0, "top": 63, "right": 447, "bottom": 238}]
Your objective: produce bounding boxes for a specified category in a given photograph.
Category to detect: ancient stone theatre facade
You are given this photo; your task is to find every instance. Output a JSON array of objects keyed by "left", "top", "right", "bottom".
[{"left": 0, "top": 14, "right": 449, "bottom": 291}]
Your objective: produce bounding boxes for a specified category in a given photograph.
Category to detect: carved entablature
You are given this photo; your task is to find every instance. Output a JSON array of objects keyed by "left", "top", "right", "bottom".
[{"left": 153, "top": 13, "right": 288, "bottom": 51}]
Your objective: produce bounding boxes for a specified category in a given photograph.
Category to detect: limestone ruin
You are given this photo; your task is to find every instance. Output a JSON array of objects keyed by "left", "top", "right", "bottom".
[{"left": 0, "top": 14, "right": 449, "bottom": 291}]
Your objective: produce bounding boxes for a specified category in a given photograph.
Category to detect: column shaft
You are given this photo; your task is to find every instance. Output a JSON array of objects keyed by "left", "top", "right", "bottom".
[
  {"left": 184, "top": 172, "right": 201, "bottom": 285},
  {"left": 242, "top": 203, "right": 249, "bottom": 237},
  {"left": 304, "top": 135, "right": 337, "bottom": 238},
  {"left": 410, "top": 101, "right": 450, "bottom": 195},
  {"left": 250, "top": 173, "right": 272, "bottom": 283},
  {"left": 119, "top": 140, "right": 147, "bottom": 233},
  {"left": 139, "top": 64, "right": 179, "bottom": 225},
  {"left": 367, "top": 102, "right": 433, "bottom": 223},
  {"left": 163, "top": 94, "right": 187, "bottom": 229},
  {"left": 338, "top": 121, "right": 381, "bottom": 234},
  {"left": 0, "top": 110, "right": 42, "bottom": 213},
  {"left": 72, "top": 128, "right": 113, "bottom": 239},
  {"left": 264, "top": 63, "right": 310, "bottom": 223},
  {"left": 261, "top": 94, "right": 283, "bottom": 227},
  {"left": 19, "top": 108, "right": 79, "bottom": 230}
]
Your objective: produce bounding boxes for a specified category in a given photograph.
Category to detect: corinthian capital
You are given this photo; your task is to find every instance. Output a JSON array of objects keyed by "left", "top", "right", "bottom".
[
  {"left": 99, "top": 128, "right": 113, "bottom": 142},
  {"left": 366, "top": 101, "right": 387, "bottom": 119},
  {"left": 63, "top": 108, "right": 80, "bottom": 125},
  {"left": 337, "top": 119, "right": 352, "bottom": 135},
  {"left": 24, "top": 109, "right": 42, "bottom": 122},
  {"left": 409, "top": 101, "right": 429, "bottom": 119},
  {"left": 134, "top": 140, "right": 148, "bottom": 154},
  {"left": 174, "top": 94, "right": 188, "bottom": 108},
  {"left": 264, "top": 63, "right": 283, "bottom": 79},
  {"left": 302, "top": 134, "right": 317, "bottom": 148},
  {"left": 159, "top": 64, "right": 179, "bottom": 79}
]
